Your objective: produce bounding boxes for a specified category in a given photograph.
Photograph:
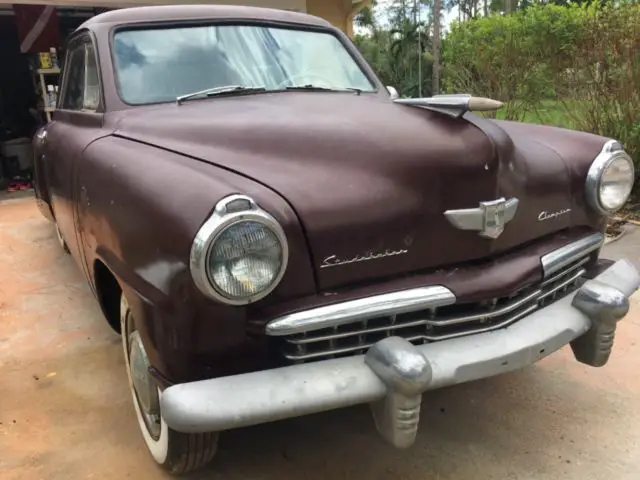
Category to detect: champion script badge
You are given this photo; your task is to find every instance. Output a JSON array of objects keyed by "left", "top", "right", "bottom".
[{"left": 538, "top": 208, "right": 571, "bottom": 221}]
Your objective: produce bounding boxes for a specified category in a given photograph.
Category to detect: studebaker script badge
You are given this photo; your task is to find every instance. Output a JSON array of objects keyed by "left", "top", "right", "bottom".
[
  {"left": 320, "top": 248, "right": 409, "bottom": 269},
  {"left": 444, "top": 197, "right": 519, "bottom": 239},
  {"left": 538, "top": 208, "right": 571, "bottom": 221}
]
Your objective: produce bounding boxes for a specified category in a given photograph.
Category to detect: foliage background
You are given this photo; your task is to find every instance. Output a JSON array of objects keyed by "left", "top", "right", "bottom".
[{"left": 353, "top": 1, "right": 640, "bottom": 173}]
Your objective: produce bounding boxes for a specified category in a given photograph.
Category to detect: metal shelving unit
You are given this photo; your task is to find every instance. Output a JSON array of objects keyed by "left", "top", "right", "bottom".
[{"left": 37, "top": 67, "right": 61, "bottom": 122}]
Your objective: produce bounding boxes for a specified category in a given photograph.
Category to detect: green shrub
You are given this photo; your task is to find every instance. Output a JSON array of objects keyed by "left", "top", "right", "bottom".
[
  {"left": 443, "top": 3, "right": 640, "bottom": 172},
  {"left": 553, "top": 4, "right": 640, "bottom": 172}
]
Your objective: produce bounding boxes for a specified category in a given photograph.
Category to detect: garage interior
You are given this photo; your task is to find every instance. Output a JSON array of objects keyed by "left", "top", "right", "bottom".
[
  {"left": 0, "top": 0, "right": 360, "bottom": 197},
  {"left": 0, "top": 4, "right": 104, "bottom": 194}
]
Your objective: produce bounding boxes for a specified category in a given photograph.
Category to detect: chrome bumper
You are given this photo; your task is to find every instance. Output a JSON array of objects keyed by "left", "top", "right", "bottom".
[{"left": 161, "top": 259, "right": 640, "bottom": 448}]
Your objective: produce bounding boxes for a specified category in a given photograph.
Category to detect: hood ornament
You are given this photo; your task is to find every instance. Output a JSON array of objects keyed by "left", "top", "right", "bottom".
[
  {"left": 444, "top": 197, "right": 519, "bottom": 239},
  {"left": 394, "top": 94, "right": 503, "bottom": 119}
]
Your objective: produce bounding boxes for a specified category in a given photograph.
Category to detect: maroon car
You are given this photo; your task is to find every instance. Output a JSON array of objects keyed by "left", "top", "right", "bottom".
[{"left": 33, "top": 4, "right": 639, "bottom": 475}]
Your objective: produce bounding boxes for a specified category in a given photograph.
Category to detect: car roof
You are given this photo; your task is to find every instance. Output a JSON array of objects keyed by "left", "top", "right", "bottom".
[{"left": 79, "top": 5, "right": 332, "bottom": 29}]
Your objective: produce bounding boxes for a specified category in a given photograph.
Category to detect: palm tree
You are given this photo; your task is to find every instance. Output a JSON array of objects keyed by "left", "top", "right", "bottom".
[{"left": 354, "top": 0, "right": 378, "bottom": 32}]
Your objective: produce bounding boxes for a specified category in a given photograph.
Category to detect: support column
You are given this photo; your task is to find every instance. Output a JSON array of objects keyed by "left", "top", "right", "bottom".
[{"left": 306, "top": 0, "right": 371, "bottom": 37}]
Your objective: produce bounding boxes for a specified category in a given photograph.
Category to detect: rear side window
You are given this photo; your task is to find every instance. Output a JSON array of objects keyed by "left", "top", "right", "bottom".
[
  {"left": 60, "top": 38, "right": 101, "bottom": 111},
  {"left": 61, "top": 46, "right": 85, "bottom": 110},
  {"left": 84, "top": 43, "right": 100, "bottom": 110}
]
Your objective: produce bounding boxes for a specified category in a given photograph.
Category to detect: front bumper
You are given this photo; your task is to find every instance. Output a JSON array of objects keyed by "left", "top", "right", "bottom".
[{"left": 161, "top": 259, "right": 640, "bottom": 448}]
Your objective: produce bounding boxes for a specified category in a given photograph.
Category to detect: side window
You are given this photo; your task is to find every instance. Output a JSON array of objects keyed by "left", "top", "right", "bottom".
[
  {"left": 60, "top": 45, "right": 86, "bottom": 110},
  {"left": 60, "top": 39, "right": 101, "bottom": 111},
  {"left": 84, "top": 44, "right": 100, "bottom": 110}
]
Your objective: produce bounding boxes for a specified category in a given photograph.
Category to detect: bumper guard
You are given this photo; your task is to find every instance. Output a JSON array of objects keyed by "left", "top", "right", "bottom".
[{"left": 161, "top": 259, "right": 640, "bottom": 448}]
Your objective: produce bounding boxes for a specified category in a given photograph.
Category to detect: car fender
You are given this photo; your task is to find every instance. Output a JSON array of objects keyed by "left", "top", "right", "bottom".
[{"left": 78, "top": 135, "right": 315, "bottom": 382}]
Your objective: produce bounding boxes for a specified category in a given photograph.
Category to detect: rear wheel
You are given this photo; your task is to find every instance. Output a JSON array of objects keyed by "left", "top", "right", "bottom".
[{"left": 120, "top": 294, "right": 218, "bottom": 474}]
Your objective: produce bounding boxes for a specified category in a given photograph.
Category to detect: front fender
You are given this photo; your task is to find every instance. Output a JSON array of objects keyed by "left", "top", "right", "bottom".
[
  {"left": 489, "top": 119, "right": 610, "bottom": 231},
  {"left": 32, "top": 126, "right": 55, "bottom": 222},
  {"left": 79, "top": 135, "right": 315, "bottom": 383}
]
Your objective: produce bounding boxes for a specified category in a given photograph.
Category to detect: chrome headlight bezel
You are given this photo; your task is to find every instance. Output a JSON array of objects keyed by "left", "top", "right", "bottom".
[
  {"left": 585, "top": 140, "right": 635, "bottom": 215},
  {"left": 190, "top": 194, "right": 289, "bottom": 305}
]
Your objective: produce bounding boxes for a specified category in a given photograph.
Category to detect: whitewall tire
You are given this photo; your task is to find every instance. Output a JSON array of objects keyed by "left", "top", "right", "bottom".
[{"left": 120, "top": 293, "right": 218, "bottom": 474}]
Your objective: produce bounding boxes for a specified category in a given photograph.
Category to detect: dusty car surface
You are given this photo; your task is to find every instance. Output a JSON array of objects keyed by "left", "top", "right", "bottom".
[{"left": 32, "top": 4, "right": 640, "bottom": 475}]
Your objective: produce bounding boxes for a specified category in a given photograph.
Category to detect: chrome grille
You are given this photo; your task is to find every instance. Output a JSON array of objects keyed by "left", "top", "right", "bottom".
[{"left": 280, "top": 255, "right": 590, "bottom": 363}]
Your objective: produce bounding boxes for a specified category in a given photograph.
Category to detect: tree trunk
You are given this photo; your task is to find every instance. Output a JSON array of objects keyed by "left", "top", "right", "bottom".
[
  {"left": 432, "top": 0, "right": 441, "bottom": 95},
  {"left": 504, "top": 0, "right": 516, "bottom": 13}
]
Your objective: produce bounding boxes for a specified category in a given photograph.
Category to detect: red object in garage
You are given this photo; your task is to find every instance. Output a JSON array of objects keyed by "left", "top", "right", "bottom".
[{"left": 12, "top": 4, "right": 61, "bottom": 54}]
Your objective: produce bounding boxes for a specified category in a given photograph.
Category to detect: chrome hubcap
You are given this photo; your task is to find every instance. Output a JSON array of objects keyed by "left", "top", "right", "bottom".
[{"left": 127, "top": 327, "right": 161, "bottom": 439}]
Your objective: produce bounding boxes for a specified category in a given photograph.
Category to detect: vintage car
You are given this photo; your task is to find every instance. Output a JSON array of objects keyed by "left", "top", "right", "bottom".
[{"left": 32, "top": 4, "right": 640, "bottom": 475}]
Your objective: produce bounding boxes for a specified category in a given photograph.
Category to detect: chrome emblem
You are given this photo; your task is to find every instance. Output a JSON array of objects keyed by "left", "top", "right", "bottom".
[
  {"left": 320, "top": 248, "right": 409, "bottom": 269},
  {"left": 538, "top": 208, "right": 571, "bottom": 221},
  {"left": 444, "top": 197, "right": 519, "bottom": 239}
]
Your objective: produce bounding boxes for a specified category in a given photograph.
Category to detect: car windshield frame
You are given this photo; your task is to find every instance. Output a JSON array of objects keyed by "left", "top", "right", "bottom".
[{"left": 109, "top": 21, "right": 380, "bottom": 107}]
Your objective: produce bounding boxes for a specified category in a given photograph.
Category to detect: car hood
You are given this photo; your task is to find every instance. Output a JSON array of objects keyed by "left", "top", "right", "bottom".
[{"left": 113, "top": 93, "right": 608, "bottom": 291}]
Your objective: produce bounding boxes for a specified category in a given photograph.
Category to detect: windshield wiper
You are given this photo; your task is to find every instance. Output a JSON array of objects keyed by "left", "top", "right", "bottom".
[
  {"left": 285, "top": 84, "right": 362, "bottom": 95},
  {"left": 176, "top": 85, "right": 266, "bottom": 105}
]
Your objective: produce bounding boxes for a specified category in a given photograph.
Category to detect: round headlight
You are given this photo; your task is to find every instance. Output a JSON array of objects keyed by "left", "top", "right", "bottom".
[
  {"left": 190, "top": 195, "right": 288, "bottom": 305},
  {"left": 586, "top": 141, "right": 635, "bottom": 215}
]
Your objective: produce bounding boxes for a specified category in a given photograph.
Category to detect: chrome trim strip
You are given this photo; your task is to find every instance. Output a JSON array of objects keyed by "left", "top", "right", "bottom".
[
  {"left": 538, "top": 269, "right": 586, "bottom": 302},
  {"left": 540, "top": 232, "right": 604, "bottom": 278},
  {"left": 283, "top": 302, "right": 540, "bottom": 361},
  {"left": 268, "top": 233, "right": 602, "bottom": 337},
  {"left": 422, "top": 304, "right": 540, "bottom": 342},
  {"left": 428, "top": 289, "right": 541, "bottom": 327},
  {"left": 284, "top": 259, "right": 588, "bottom": 362},
  {"left": 286, "top": 266, "right": 588, "bottom": 356},
  {"left": 541, "top": 256, "right": 590, "bottom": 287},
  {"left": 265, "top": 286, "right": 457, "bottom": 336},
  {"left": 288, "top": 289, "right": 542, "bottom": 345}
]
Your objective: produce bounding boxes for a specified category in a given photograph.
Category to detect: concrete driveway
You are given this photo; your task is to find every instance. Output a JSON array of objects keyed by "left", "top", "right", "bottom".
[{"left": 2, "top": 196, "right": 640, "bottom": 480}]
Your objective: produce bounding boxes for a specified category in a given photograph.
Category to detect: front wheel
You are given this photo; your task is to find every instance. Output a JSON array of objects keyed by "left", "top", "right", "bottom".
[{"left": 120, "top": 294, "right": 218, "bottom": 475}]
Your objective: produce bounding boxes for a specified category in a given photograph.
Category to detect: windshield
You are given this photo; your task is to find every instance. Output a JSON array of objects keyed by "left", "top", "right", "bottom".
[{"left": 112, "top": 25, "right": 377, "bottom": 105}]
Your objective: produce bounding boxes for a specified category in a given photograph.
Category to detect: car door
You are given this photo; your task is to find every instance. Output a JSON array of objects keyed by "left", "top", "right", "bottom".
[{"left": 44, "top": 33, "right": 106, "bottom": 279}]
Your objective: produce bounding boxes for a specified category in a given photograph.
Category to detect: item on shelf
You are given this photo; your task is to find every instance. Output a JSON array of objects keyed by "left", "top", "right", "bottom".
[
  {"left": 50, "top": 47, "right": 59, "bottom": 69},
  {"left": 47, "top": 84, "right": 56, "bottom": 107},
  {"left": 39, "top": 52, "right": 53, "bottom": 69}
]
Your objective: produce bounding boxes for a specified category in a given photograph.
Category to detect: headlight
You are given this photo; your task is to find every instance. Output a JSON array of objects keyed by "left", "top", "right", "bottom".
[
  {"left": 190, "top": 195, "right": 288, "bottom": 305},
  {"left": 586, "top": 140, "right": 635, "bottom": 215}
]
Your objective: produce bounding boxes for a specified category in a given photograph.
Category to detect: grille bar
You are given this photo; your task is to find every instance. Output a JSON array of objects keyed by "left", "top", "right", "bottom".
[
  {"left": 539, "top": 268, "right": 586, "bottom": 302},
  {"left": 280, "top": 254, "right": 591, "bottom": 363},
  {"left": 426, "top": 289, "right": 542, "bottom": 327},
  {"left": 288, "top": 288, "right": 543, "bottom": 345},
  {"left": 541, "top": 256, "right": 589, "bottom": 287},
  {"left": 283, "top": 303, "right": 543, "bottom": 362}
]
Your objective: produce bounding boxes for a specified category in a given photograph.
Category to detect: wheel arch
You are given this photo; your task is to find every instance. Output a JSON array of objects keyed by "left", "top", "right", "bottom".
[{"left": 93, "top": 258, "right": 123, "bottom": 333}]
